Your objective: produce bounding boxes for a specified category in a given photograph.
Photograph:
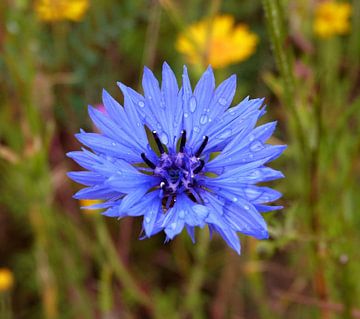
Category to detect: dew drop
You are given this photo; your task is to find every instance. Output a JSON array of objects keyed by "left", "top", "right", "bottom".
[
  {"left": 219, "top": 97, "right": 227, "bottom": 106},
  {"left": 200, "top": 114, "right": 208, "bottom": 125},
  {"left": 250, "top": 141, "right": 264, "bottom": 152},
  {"left": 145, "top": 217, "right": 151, "bottom": 223},
  {"left": 193, "top": 126, "right": 200, "bottom": 133},
  {"left": 171, "top": 222, "right": 177, "bottom": 230},
  {"left": 138, "top": 101, "right": 145, "bottom": 108},
  {"left": 232, "top": 197, "right": 238, "bottom": 202},
  {"left": 251, "top": 170, "right": 261, "bottom": 178},
  {"left": 228, "top": 108, "right": 236, "bottom": 116},
  {"left": 244, "top": 205, "right": 250, "bottom": 210},
  {"left": 117, "top": 171, "right": 122, "bottom": 175},
  {"left": 136, "top": 122, "right": 141, "bottom": 127},
  {"left": 189, "top": 96, "right": 197, "bottom": 113},
  {"left": 184, "top": 112, "right": 189, "bottom": 118},
  {"left": 249, "top": 134, "right": 255, "bottom": 141},
  {"left": 217, "top": 129, "right": 232, "bottom": 139},
  {"left": 161, "top": 132, "right": 169, "bottom": 145},
  {"left": 111, "top": 142, "right": 117, "bottom": 146}
]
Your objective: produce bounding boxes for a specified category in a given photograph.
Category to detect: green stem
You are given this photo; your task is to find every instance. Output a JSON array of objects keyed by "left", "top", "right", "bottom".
[
  {"left": 262, "top": 0, "right": 306, "bottom": 155},
  {"left": 94, "top": 217, "right": 154, "bottom": 314},
  {"left": 184, "top": 229, "right": 210, "bottom": 319}
]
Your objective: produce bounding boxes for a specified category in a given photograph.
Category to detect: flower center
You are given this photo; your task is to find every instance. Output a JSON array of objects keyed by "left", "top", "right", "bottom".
[{"left": 141, "top": 130, "right": 207, "bottom": 199}]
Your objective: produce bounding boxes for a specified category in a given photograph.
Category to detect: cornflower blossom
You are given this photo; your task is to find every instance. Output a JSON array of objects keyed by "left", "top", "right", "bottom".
[
  {"left": 35, "top": 0, "right": 89, "bottom": 22},
  {"left": 176, "top": 15, "right": 258, "bottom": 69},
  {"left": 314, "top": 1, "right": 352, "bottom": 38},
  {"left": 68, "top": 63, "right": 286, "bottom": 253}
]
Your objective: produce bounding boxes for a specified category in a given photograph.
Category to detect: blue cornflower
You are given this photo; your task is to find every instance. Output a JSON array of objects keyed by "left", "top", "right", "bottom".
[{"left": 67, "top": 63, "right": 286, "bottom": 254}]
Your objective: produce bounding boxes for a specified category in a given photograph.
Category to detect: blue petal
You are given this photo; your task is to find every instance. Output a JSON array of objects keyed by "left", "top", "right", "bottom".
[
  {"left": 188, "top": 74, "right": 237, "bottom": 149},
  {"left": 67, "top": 171, "right": 104, "bottom": 186},
  {"left": 117, "top": 82, "right": 152, "bottom": 149},
  {"left": 102, "top": 206, "right": 127, "bottom": 218},
  {"left": 186, "top": 226, "right": 196, "bottom": 243},
  {"left": 161, "top": 62, "right": 179, "bottom": 147},
  {"left": 117, "top": 186, "right": 153, "bottom": 214},
  {"left": 205, "top": 98, "right": 264, "bottom": 152},
  {"left": 244, "top": 185, "right": 282, "bottom": 204},
  {"left": 75, "top": 131, "right": 138, "bottom": 162},
  {"left": 181, "top": 66, "right": 194, "bottom": 138},
  {"left": 141, "top": 67, "right": 173, "bottom": 147},
  {"left": 105, "top": 167, "right": 159, "bottom": 193},
  {"left": 102, "top": 89, "right": 129, "bottom": 129},
  {"left": 187, "top": 66, "right": 215, "bottom": 143},
  {"left": 162, "top": 194, "right": 208, "bottom": 240},
  {"left": 210, "top": 224, "right": 241, "bottom": 254},
  {"left": 254, "top": 204, "right": 283, "bottom": 212},
  {"left": 205, "top": 193, "right": 268, "bottom": 240},
  {"left": 73, "top": 184, "right": 120, "bottom": 200},
  {"left": 67, "top": 149, "right": 102, "bottom": 171}
]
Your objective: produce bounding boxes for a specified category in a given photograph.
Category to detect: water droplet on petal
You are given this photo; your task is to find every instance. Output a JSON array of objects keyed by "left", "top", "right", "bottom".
[
  {"left": 200, "top": 114, "right": 208, "bottom": 125},
  {"left": 232, "top": 197, "right": 238, "bottom": 202},
  {"left": 189, "top": 96, "right": 197, "bottom": 113},
  {"left": 136, "top": 122, "right": 141, "bottom": 127},
  {"left": 217, "top": 129, "right": 232, "bottom": 139},
  {"left": 138, "top": 101, "right": 145, "bottom": 108},
  {"left": 117, "top": 171, "right": 122, "bottom": 175},
  {"left": 145, "top": 217, "right": 151, "bottom": 223},
  {"left": 184, "top": 112, "right": 189, "bottom": 118},
  {"left": 250, "top": 141, "right": 264, "bottom": 152},
  {"left": 244, "top": 205, "right": 250, "bottom": 210},
  {"left": 193, "top": 126, "right": 200, "bottom": 133},
  {"left": 171, "top": 222, "right": 177, "bottom": 230},
  {"left": 111, "top": 142, "right": 117, "bottom": 146},
  {"left": 251, "top": 170, "right": 261, "bottom": 178},
  {"left": 219, "top": 97, "right": 227, "bottom": 106},
  {"left": 161, "top": 132, "right": 169, "bottom": 145},
  {"left": 249, "top": 134, "right": 255, "bottom": 141}
]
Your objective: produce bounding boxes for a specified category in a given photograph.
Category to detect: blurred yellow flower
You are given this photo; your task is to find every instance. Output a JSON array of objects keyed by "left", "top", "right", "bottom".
[
  {"left": 79, "top": 199, "right": 103, "bottom": 215},
  {"left": 0, "top": 268, "right": 14, "bottom": 292},
  {"left": 35, "top": 0, "right": 89, "bottom": 22},
  {"left": 176, "top": 15, "right": 258, "bottom": 69},
  {"left": 314, "top": 1, "right": 352, "bottom": 38}
]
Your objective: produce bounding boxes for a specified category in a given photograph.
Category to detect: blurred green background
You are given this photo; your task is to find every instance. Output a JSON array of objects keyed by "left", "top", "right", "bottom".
[{"left": 1, "top": 0, "right": 360, "bottom": 318}]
